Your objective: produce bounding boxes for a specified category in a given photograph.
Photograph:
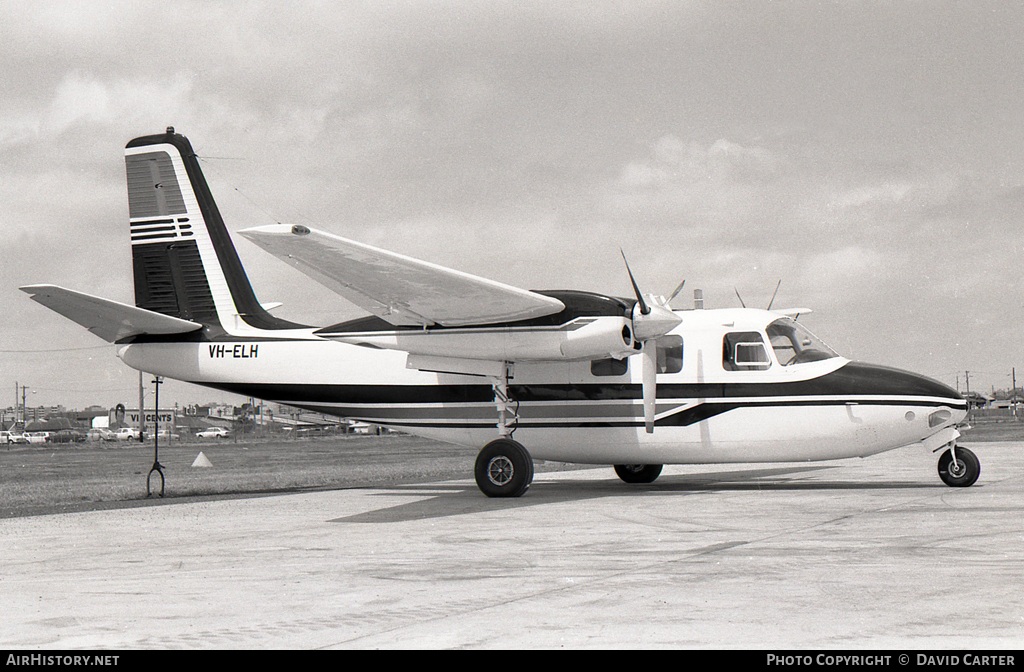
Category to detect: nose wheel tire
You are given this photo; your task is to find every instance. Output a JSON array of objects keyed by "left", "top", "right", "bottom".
[
  {"left": 475, "top": 438, "right": 534, "bottom": 498},
  {"left": 938, "top": 446, "right": 980, "bottom": 487},
  {"left": 614, "top": 463, "right": 663, "bottom": 484}
]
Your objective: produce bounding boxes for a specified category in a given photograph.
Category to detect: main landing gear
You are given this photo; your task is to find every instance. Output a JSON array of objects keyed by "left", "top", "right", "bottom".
[
  {"left": 475, "top": 363, "right": 534, "bottom": 498},
  {"left": 475, "top": 438, "right": 534, "bottom": 498},
  {"left": 938, "top": 444, "right": 980, "bottom": 487}
]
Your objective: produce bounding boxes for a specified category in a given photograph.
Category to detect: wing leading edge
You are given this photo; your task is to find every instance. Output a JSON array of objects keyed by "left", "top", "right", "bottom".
[
  {"left": 238, "top": 224, "right": 565, "bottom": 327},
  {"left": 20, "top": 285, "right": 203, "bottom": 343}
]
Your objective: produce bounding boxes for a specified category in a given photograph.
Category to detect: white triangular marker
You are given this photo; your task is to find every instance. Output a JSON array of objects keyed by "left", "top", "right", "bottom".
[{"left": 191, "top": 452, "right": 213, "bottom": 468}]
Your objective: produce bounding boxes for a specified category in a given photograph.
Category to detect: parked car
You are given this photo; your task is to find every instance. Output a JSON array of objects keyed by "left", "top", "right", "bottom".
[
  {"left": 1, "top": 431, "right": 30, "bottom": 445},
  {"left": 48, "top": 430, "right": 71, "bottom": 444},
  {"left": 114, "top": 427, "right": 140, "bottom": 441},
  {"left": 25, "top": 431, "right": 51, "bottom": 445},
  {"left": 86, "top": 428, "right": 116, "bottom": 442},
  {"left": 49, "top": 429, "right": 86, "bottom": 443},
  {"left": 196, "top": 426, "right": 230, "bottom": 439},
  {"left": 156, "top": 429, "right": 180, "bottom": 440}
]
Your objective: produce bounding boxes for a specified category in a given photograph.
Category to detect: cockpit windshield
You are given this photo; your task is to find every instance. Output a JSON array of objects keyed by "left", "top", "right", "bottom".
[{"left": 766, "top": 318, "right": 839, "bottom": 366}]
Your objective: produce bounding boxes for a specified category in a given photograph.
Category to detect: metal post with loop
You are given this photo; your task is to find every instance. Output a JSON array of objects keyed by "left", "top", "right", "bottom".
[{"left": 146, "top": 376, "right": 165, "bottom": 497}]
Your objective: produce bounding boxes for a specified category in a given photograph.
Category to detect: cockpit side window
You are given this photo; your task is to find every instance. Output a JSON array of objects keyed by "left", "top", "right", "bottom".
[
  {"left": 723, "top": 331, "right": 770, "bottom": 371},
  {"left": 656, "top": 335, "right": 683, "bottom": 374},
  {"left": 766, "top": 318, "right": 839, "bottom": 366}
]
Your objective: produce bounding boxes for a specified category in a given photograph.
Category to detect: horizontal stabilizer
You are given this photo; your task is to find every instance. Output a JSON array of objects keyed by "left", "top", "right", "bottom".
[
  {"left": 20, "top": 284, "right": 204, "bottom": 343},
  {"left": 238, "top": 224, "right": 565, "bottom": 327}
]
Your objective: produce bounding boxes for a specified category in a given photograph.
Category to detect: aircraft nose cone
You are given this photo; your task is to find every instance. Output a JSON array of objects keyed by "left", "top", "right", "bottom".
[
  {"left": 901, "top": 368, "right": 963, "bottom": 401},
  {"left": 841, "top": 362, "right": 962, "bottom": 399}
]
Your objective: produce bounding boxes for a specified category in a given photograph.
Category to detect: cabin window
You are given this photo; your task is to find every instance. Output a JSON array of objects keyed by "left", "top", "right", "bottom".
[
  {"left": 656, "top": 335, "right": 683, "bottom": 374},
  {"left": 766, "top": 318, "right": 839, "bottom": 366},
  {"left": 591, "top": 358, "right": 628, "bottom": 376},
  {"left": 723, "top": 331, "right": 770, "bottom": 371}
]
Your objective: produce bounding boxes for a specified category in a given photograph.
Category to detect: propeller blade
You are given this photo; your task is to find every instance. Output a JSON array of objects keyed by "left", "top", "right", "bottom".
[
  {"left": 619, "top": 252, "right": 678, "bottom": 432},
  {"left": 734, "top": 288, "right": 747, "bottom": 308},
  {"left": 641, "top": 341, "right": 657, "bottom": 434},
  {"left": 620, "top": 250, "right": 649, "bottom": 315},
  {"left": 666, "top": 279, "right": 686, "bottom": 305}
]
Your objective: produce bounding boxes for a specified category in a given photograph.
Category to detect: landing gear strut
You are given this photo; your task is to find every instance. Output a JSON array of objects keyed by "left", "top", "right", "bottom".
[
  {"left": 937, "top": 444, "right": 980, "bottom": 487},
  {"left": 474, "top": 362, "right": 534, "bottom": 497}
]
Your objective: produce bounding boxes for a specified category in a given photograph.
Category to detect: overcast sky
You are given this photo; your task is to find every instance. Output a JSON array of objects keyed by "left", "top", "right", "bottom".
[{"left": 2, "top": 1, "right": 1022, "bottom": 411}]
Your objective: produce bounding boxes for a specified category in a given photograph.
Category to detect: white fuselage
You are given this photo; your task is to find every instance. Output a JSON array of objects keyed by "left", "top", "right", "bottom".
[{"left": 117, "top": 308, "right": 966, "bottom": 465}]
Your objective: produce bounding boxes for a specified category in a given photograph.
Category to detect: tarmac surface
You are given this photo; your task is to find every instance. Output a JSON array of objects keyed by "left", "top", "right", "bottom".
[{"left": 1, "top": 441, "right": 1022, "bottom": 649}]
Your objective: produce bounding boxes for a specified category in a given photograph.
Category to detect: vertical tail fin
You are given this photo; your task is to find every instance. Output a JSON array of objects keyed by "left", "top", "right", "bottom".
[{"left": 124, "top": 128, "right": 303, "bottom": 332}]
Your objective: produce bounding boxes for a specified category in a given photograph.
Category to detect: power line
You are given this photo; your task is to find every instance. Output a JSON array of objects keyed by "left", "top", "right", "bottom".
[
  {"left": 26, "top": 385, "right": 131, "bottom": 394},
  {"left": 0, "top": 345, "right": 110, "bottom": 353}
]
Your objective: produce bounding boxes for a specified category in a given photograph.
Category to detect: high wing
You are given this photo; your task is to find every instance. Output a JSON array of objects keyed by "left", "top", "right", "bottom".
[
  {"left": 20, "top": 284, "right": 203, "bottom": 343},
  {"left": 237, "top": 224, "right": 565, "bottom": 327},
  {"left": 774, "top": 308, "right": 813, "bottom": 318}
]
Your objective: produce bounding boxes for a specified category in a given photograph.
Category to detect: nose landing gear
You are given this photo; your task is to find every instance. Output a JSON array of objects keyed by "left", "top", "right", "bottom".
[
  {"left": 937, "top": 444, "right": 980, "bottom": 487},
  {"left": 614, "top": 463, "right": 663, "bottom": 484}
]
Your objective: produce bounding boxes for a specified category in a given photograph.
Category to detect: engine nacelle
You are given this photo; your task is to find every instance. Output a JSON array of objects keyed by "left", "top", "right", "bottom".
[{"left": 328, "top": 316, "right": 637, "bottom": 362}]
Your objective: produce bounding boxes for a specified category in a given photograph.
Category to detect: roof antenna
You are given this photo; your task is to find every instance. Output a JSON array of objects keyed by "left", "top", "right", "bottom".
[{"left": 766, "top": 279, "right": 782, "bottom": 311}]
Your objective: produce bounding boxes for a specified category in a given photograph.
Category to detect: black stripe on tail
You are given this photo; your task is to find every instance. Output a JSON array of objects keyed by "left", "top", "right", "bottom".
[{"left": 125, "top": 129, "right": 305, "bottom": 331}]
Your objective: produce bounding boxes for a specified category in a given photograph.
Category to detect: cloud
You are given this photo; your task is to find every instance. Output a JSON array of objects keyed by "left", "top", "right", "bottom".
[
  {"left": 827, "top": 182, "right": 913, "bottom": 211},
  {"left": 619, "top": 134, "right": 780, "bottom": 187},
  {"left": 0, "top": 71, "right": 195, "bottom": 149},
  {"left": 604, "top": 135, "right": 785, "bottom": 231},
  {"left": 2, "top": 2, "right": 1024, "bottom": 406},
  {"left": 800, "top": 246, "right": 888, "bottom": 288}
]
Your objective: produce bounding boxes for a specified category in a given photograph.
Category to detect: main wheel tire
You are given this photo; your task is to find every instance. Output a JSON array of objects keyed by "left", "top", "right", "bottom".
[
  {"left": 938, "top": 446, "right": 980, "bottom": 487},
  {"left": 614, "top": 463, "right": 663, "bottom": 484},
  {"left": 475, "top": 438, "right": 534, "bottom": 498}
]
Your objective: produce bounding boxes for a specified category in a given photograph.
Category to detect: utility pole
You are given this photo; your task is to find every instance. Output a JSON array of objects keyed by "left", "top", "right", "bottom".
[
  {"left": 138, "top": 370, "right": 145, "bottom": 442},
  {"left": 1013, "top": 367, "right": 1018, "bottom": 420},
  {"left": 964, "top": 370, "right": 972, "bottom": 416}
]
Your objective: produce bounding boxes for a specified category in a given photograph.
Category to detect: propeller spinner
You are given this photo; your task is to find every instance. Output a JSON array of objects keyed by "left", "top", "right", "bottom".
[{"left": 620, "top": 252, "right": 682, "bottom": 433}]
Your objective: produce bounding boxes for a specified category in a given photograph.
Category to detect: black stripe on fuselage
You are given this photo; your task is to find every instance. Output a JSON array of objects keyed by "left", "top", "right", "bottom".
[
  {"left": 192, "top": 362, "right": 963, "bottom": 407},
  {"left": 189, "top": 361, "right": 964, "bottom": 429},
  {"left": 262, "top": 399, "right": 955, "bottom": 430}
]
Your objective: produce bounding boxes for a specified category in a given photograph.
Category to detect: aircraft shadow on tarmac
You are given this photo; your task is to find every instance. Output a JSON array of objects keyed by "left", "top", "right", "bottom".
[{"left": 330, "top": 465, "right": 938, "bottom": 524}]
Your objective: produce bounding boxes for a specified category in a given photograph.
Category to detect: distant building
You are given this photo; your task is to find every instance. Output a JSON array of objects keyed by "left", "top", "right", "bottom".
[
  {"left": 25, "top": 417, "right": 74, "bottom": 432},
  {"left": 964, "top": 392, "right": 989, "bottom": 410}
]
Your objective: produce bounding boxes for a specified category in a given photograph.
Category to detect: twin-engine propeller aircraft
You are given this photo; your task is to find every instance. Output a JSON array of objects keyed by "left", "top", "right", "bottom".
[{"left": 21, "top": 129, "right": 976, "bottom": 497}]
